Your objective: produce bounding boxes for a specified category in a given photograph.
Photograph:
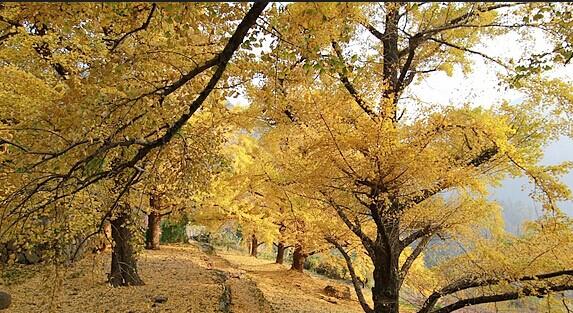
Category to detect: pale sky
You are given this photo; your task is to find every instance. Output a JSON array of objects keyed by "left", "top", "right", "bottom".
[{"left": 406, "top": 26, "right": 573, "bottom": 231}]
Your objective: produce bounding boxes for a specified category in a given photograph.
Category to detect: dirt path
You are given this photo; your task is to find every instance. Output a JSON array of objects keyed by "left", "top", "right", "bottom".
[
  {"left": 218, "top": 251, "right": 366, "bottom": 313},
  {"left": 2, "top": 244, "right": 274, "bottom": 313},
  {"left": 194, "top": 243, "right": 274, "bottom": 313},
  {"left": 1, "top": 244, "right": 367, "bottom": 313}
]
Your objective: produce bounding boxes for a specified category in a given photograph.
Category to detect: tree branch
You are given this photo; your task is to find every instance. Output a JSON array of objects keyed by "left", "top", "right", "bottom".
[
  {"left": 401, "top": 225, "right": 435, "bottom": 248},
  {"left": 327, "top": 237, "right": 374, "bottom": 313},
  {"left": 396, "top": 34, "right": 422, "bottom": 93},
  {"left": 431, "top": 284, "right": 573, "bottom": 313},
  {"left": 331, "top": 41, "right": 376, "bottom": 118},
  {"left": 428, "top": 36, "right": 507, "bottom": 69},
  {"left": 407, "top": 145, "right": 499, "bottom": 207},
  {"left": 419, "top": 270, "right": 573, "bottom": 313},
  {"left": 118, "top": 1, "right": 269, "bottom": 170},
  {"left": 324, "top": 195, "right": 375, "bottom": 254},
  {"left": 110, "top": 3, "right": 157, "bottom": 52},
  {"left": 415, "top": 3, "right": 524, "bottom": 38},
  {"left": 400, "top": 233, "right": 432, "bottom": 284}
]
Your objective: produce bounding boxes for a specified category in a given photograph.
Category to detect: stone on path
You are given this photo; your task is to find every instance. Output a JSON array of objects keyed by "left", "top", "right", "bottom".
[
  {"left": 0, "top": 291, "right": 11, "bottom": 310},
  {"left": 323, "top": 285, "right": 351, "bottom": 300}
]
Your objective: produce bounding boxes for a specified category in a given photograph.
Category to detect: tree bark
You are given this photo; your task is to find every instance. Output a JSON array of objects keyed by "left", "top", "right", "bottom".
[
  {"left": 381, "top": 3, "right": 402, "bottom": 121},
  {"left": 291, "top": 244, "right": 307, "bottom": 272},
  {"left": 250, "top": 234, "right": 258, "bottom": 257},
  {"left": 371, "top": 222, "right": 401, "bottom": 313},
  {"left": 109, "top": 211, "right": 144, "bottom": 287},
  {"left": 275, "top": 242, "right": 286, "bottom": 264},
  {"left": 145, "top": 194, "right": 162, "bottom": 250},
  {"left": 145, "top": 211, "right": 162, "bottom": 250}
]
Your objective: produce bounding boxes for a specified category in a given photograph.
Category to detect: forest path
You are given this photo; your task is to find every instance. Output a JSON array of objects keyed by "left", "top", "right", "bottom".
[
  {"left": 217, "top": 250, "right": 368, "bottom": 313},
  {"left": 1, "top": 244, "right": 365, "bottom": 313},
  {"left": 0, "top": 243, "right": 384, "bottom": 313},
  {"left": 2, "top": 244, "right": 271, "bottom": 313}
]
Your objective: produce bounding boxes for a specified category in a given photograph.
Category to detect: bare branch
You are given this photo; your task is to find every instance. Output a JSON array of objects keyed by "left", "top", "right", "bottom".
[
  {"left": 431, "top": 284, "right": 573, "bottom": 313},
  {"left": 331, "top": 41, "right": 376, "bottom": 118},
  {"left": 428, "top": 36, "right": 508, "bottom": 69}
]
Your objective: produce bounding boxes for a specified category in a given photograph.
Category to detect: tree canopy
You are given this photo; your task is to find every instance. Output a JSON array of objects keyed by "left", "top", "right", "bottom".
[{"left": 1, "top": 2, "right": 573, "bottom": 313}]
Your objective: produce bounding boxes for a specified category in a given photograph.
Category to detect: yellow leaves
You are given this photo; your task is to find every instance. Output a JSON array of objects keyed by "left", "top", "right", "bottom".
[
  {"left": 273, "top": 3, "right": 362, "bottom": 55},
  {"left": 438, "top": 62, "right": 455, "bottom": 77},
  {"left": 400, "top": 247, "right": 438, "bottom": 295},
  {"left": 438, "top": 214, "right": 573, "bottom": 292}
]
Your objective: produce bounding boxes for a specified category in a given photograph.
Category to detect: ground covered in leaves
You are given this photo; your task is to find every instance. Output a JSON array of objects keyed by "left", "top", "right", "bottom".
[{"left": 1, "top": 244, "right": 373, "bottom": 313}]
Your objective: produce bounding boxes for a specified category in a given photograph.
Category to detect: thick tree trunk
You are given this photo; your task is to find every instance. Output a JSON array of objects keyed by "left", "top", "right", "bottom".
[
  {"left": 371, "top": 256, "right": 400, "bottom": 313},
  {"left": 145, "top": 211, "right": 162, "bottom": 250},
  {"left": 371, "top": 226, "right": 401, "bottom": 313},
  {"left": 109, "top": 212, "right": 144, "bottom": 287},
  {"left": 291, "top": 244, "right": 307, "bottom": 272},
  {"left": 275, "top": 242, "right": 286, "bottom": 264},
  {"left": 250, "top": 234, "right": 258, "bottom": 257}
]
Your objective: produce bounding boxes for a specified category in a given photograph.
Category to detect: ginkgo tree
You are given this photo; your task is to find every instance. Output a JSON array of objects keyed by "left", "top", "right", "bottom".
[
  {"left": 202, "top": 132, "right": 345, "bottom": 270},
  {"left": 240, "top": 2, "right": 573, "bottom": 313},
  {"left": 1, "top": 2, "right": 573, "bottom": 313},
  {"left": 0, "top": 1, "right": 269, "bottom": 286},
  {"left": 137, "top": 110, "right": 227, "bottom": 251}
]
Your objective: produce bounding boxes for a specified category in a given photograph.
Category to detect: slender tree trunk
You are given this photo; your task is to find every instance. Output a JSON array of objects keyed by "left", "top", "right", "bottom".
[
  {"left": 369, "top": 4, "right": 401, "bottom": 312},
  {"left": 109, "top": 211, "right": 144, "bottom": 287},
  {"left": 145, "top": 194, "right": 162, "bottom": 250},
  {"left": 291, "top": 244, "right": 307, "bottom": 272},
  {"left": 145, "top": 211, "right": 162, "bottom": 250},
  {"left": 275, "top": 242, "right": 286, "bottom": 264},
  {"left": 250, "top": 234, "right": 258, "bottom": 257},
  {"left": 102, "top": 220, "right": 112, "bottom": 251}
]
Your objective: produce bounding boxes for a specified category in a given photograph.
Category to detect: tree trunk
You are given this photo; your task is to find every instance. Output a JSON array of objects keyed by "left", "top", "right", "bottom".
[
  {"left": 250, "top": 234, "right": 258, "bottom": 257},
  {"left": 371, "top": 231, "right": 401, "bottom": 313},
  {"left": 102, "top": 220, "right": 112, "bottom": 251},
  {"left": 371, "top": 256, "right": 400, "bottom": 313},
  {"left": 275, "top": 242, "right": 286, "bottom": 264},
  {"left": 291, "top": 244, "right": 307, "bottom": 272},
  {"left": 145, "top": 211, "right": 162, "bottom": 250},
  {"left": 109, "top": 211, "right": 144, "bottom": 287},
  {"left": 145, "top": 194, "right": 162, "bottom": 250}
]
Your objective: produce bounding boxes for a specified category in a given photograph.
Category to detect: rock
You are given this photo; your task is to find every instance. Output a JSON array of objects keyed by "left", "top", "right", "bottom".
[
  {"left": 16, "top": 252, "right": 28, "bottom": 264},
  {"left": 319, "top": 294, "right": 338, "bottom": 304},
  {"left": 323, "top": 285, "right": 352, "bottom": 300},
  {"left": 229, "top": 270, "right": 245, "bottom": 279},
  {"left": 0, "top": 291, "right": 11, "bottom": 310},
  {"left": 15, "top": 249, "right": 41, "bottom": 265},
  {"left": 153, "top": 295, "right": 168, "bottom": 304},
  {"left": 198, "top": 242, "right": 215, "bottom": 255}
]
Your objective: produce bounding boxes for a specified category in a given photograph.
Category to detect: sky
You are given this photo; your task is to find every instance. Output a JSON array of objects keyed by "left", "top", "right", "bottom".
[{"left": 407, "top": 29, "right": 573, "bottom": 233}]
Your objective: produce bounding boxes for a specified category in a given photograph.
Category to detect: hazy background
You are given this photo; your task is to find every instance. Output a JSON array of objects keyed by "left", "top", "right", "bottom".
[{"left": 407, "top": 29, "right": 573, "bottom": 234}]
